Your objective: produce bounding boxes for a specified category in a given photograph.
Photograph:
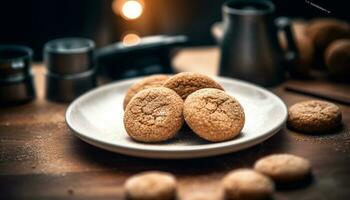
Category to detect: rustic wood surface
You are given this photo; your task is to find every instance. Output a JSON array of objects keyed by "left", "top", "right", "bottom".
[{"left": 1, "top": 47, "right": 350, "bottom": 200}]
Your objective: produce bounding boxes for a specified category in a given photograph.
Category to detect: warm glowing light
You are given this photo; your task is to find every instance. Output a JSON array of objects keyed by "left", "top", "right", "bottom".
[
  {"left": 122, "top": 33, "right": 141, "bottom": 46},
  {"left": 121, "top": 0, "right": 143, "bottom": 20}
]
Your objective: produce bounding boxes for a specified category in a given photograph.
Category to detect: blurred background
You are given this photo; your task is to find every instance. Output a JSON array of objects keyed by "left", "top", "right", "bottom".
[{"left": 0, "top": 0, "right": 348, "bottom": 60}]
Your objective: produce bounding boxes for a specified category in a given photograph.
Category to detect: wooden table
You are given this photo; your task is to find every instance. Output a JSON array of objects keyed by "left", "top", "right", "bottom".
[{"left": 1, "top": 47, "right": 350, "bottom": 200}]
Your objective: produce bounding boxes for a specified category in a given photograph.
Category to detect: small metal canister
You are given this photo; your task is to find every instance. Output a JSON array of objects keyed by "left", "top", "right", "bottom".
[
  {"left": 44, "top": 38, "right": 97, "bottom": 102},
  {"left": 0, "top": 45, "right": 35, "bottom": 105}
]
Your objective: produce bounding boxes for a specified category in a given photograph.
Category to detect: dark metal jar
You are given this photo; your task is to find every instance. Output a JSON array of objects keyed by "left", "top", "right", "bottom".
[
  {"left": 0, "top": 45, "right": 35, "bottom": 105},
  {"left": 44, "top": 38, "right": 97, "bottom": 102}
]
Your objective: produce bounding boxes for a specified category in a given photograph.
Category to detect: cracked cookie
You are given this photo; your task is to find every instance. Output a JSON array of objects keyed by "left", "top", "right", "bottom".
[
  {"left": 163, "top": 72, "right": 224, "bottom": 100},
  {"left": 125, "top": 171, "right": 177, "bottom": 200},
  {"left": 124, "top": 87, "right": 184, "bottom": 142},
  {"left": 287, "top": 100, "right": 342, "bottom": 133},
  {"left": 222, "top": 169, "right": 274, "bottom": 200},
  {"left": 254, "top": 154, "right": 311, "bottom": 183},
  {"left": 123, "top": 74, "right": 170, "bottom": 109},
  {"left": 183, "top": 88, "right": 245, "bottom": 142}
]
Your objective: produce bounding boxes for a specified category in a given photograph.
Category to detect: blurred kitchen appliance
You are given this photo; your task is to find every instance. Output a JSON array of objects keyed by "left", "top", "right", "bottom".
[
  {"left": 0, "top": 45, "right": 35, "bottom": 105},
  {"left": 219, "top": 0, "right": 298, "bottom": 86},
  {"left": 44, "top": 38, "right": 97, "bottom": 102},
  {"left": 97, "top": 35, "right": 188, "bottom": 80}
]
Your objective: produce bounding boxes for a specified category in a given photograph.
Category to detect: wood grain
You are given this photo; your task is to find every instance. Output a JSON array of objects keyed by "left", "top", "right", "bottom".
[{"left": 1, "top": 48, "right": 350, "bottom": 200}]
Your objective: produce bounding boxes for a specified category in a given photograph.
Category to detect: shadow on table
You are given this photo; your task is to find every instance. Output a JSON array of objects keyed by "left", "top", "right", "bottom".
[
  {"left": 276, "top": 174, "right": 314, "bottom": 190},
  {"left": 70, "top": 129, "right": 291, "bottom": 176}
]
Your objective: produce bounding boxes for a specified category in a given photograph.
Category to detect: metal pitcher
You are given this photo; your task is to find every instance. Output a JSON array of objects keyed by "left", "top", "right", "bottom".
[{"left": 219, "top": 0, "right": 297, "bottom": 86}]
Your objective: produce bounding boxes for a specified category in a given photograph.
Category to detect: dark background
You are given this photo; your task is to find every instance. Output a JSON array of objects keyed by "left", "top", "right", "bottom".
[{"left": 0, "top": 0, "right": 348, "bottom": 60}]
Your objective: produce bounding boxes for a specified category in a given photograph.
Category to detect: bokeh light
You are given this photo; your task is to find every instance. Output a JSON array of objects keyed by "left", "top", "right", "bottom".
[
  {"left": 112, "top": 0, "right": 143, "bottom": 20},
  {"left": 122, "top": 33, "right": 141, "bottom": 46},
  {"left": 121, "top": 0, "right": 143, "bottom": 20}
]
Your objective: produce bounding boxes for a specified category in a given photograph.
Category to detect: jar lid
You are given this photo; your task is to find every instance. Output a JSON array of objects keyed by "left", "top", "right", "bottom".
[{"left": 44, "top": 38, "right": 95, "bottom": 75}]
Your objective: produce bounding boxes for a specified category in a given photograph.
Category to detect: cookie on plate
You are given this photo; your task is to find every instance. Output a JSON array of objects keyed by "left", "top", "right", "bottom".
[
  {"left": 183, "top": 88, "right": 245, "bottom": 142},
  {"left": 123, "top": 74, "right": 170, "bottom": 109},
  {"left": 222, "top": 169, "right": 274, "bottom": 200},
  {"left": 163, "top": 72, "right": 224, "bottom": 100},
  {"left": 254, "top": 154, "right": 311, "bottom": 183},
  {"left": 125, "top": 171, "right": 177, "bottom": 200},
  {"left": 287, "top": 100, "right": 342, "bottom": 133},
  {"left": 124, "top": 87, "right": 184, "bottom": 142}
]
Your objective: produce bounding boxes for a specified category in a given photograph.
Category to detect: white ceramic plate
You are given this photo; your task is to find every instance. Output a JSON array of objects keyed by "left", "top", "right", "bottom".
[{"left": 66, "top": 76, "right": 287, "bottom": 159}]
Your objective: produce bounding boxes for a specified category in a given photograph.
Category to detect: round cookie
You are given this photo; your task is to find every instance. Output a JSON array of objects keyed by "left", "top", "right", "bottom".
[
  {"left": 254, "top": 154, "right": 311, "bottom": 183},
  {"left": 124, "top": 87, "right": 184, "bottom": 142},
  {"left": 222, "top": 169, "right": 274, "bottom": 200},
  {"left": 125, "top": 171, "right": 177, "bottom": 200},
  {"left": 183, "top": 88, "right": 245, "bottom": 142},
  {"left": 163, "top": 72, "right": 224, "bottom": 100},
  {"left": 325, "top": 39, "right": 350, "bottom": 82},
  {"left": 123, "top": 74, "right": 170, "bottom": 109},
  {"left": 287, "top": 100, "right": 342, "bottom": 133},
  {"left": 306, "top": 18, "right": 350, "bottom": 53}
]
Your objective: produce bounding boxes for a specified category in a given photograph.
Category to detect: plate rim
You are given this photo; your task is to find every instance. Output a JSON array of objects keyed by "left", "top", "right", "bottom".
[{"left": 65, "top": 76, "right": 287, "bottom": 158}]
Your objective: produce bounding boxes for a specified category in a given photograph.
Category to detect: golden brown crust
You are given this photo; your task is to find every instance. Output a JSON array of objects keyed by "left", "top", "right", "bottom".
[
  {"left": 254, "top": 154, "right": 311, "bottom": 183},
  {"left": 124, "top": 87, "right": 184, "bottom": 143},
  {"left": 287, "top": 100, "right": 342, "bottom": 133},
  {"left": 222, "top": 169, "right": 274, "bottom": 200},
  {"left": 125, "top": 171, "right": 177, "bottom": 200},
  {"left": 163, "top": 72, "right": 224, "bottom": 100},
  {"left": 123, "top": 75, "right": 170, "bottom": 109},
  {"left": 183, "top": 88, "right": 245, "bottom": 142}
]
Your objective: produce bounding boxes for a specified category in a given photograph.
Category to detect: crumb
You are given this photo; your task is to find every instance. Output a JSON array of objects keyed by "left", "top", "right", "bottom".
[{"left": 67, "top": 188, "right": 74, "bottom": 195}]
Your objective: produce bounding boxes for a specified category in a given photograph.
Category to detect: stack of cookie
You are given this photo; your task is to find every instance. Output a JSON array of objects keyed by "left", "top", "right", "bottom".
[
  {"left": 279, "top": 18, "right": 350, "bottom": 81},
  {"left": 123, "top": 72, "right": 245, "bottom": 143}
]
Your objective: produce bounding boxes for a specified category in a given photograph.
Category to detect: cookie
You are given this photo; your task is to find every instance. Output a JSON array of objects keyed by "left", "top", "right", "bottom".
[
  {"left": 222, "top": 169, "right": 274, "bottom": 200},
  {"left": 305, "top": 18, "right": 350, "bottom": 68},
  {"left": 183, "top": 88, "right": 244, "bottom": 142},
  {"left": 254, "top": 154, "right": 311, "bottom": 183},
  {"left": 124, "top": 87, "right": 184, "bottom": 142},
  {"left": 123, "top": 74, "right": 170, "bottom": 109},
  {"left": 287, "top": 100, "right": 342, "bottom": 133},
  {"left": 325, "top": 39, "right": 350, "bottom": 82},
  {"left": 306, "top": 18, "right": 350, "bottom": 53},
  {"left": 163, "top": 72, "right": 224, "bottom": 100},
  {"left": 125, "top": 171, "right": 177, "bottom": 200}
]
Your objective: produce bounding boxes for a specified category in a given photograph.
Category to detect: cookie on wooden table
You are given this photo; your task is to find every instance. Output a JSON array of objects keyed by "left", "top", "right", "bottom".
[
  {"left": 222, "top": 169, "right": 274, "bottom": 200},
  {"left": 287, "top": 100, "right": 342, "bottom": 133},
  {"left": 123, "top": 74, "right": 170, "bottom": 109},
  {"left": 124, "top": 87, "right": 184, "bottom": 142},
  {"left": 254, "top": 154, "right": 311, "bottom": 183},
  {"left": 125, "top": 171, "right": 177, "bottom": 200},
  {"left": 163, "top": 72, "right": 224, "bottom": 100},
  {"left": 183, "top": 88, "right": 244, "bottom": 142}
]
